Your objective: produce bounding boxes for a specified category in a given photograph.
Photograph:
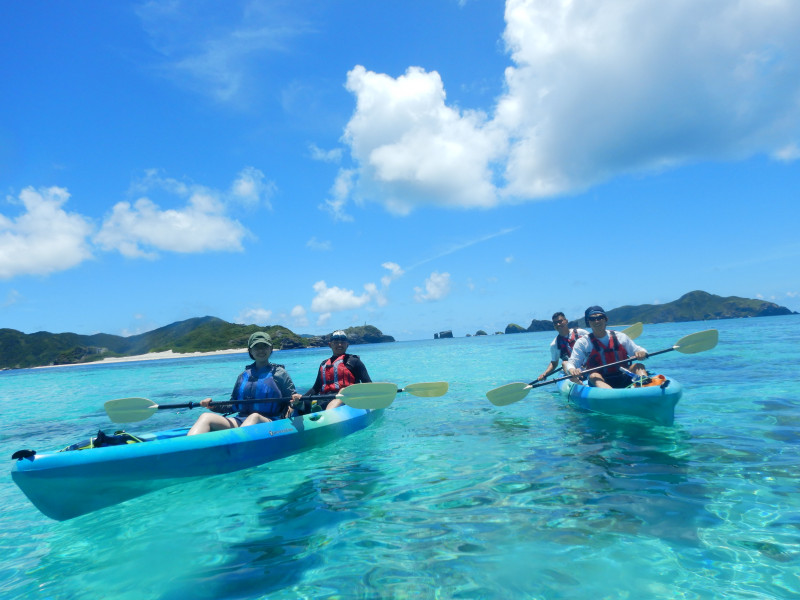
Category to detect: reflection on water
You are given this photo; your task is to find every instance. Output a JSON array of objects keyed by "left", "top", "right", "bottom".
[{"left": 159, "top": 456, "right": 385, "bottom": 599}]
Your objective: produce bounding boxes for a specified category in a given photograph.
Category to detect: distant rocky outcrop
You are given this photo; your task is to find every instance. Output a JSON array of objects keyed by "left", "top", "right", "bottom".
[
  {"left": 434, "top": 330, "right": 454, "bottom": 339},
  {"left": 317, "top": 325, "right": 395, "bottom": 346},
  {"left": 505, "top": 323, "right": 527, "bottom": 334},
  {"left": 505, "top": 319, "right": 556, "bottom": 334},
  {"left": 526, "top": 319, "right": 554, "bottom": 332},
  {"left": 475, "top": 330, "right": 488, "bottom": 336}
]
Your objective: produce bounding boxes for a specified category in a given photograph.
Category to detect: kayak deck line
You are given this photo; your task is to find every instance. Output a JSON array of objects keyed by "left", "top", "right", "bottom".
[{"left": 11, "top": 405, "right": 383, "bottom": 521}]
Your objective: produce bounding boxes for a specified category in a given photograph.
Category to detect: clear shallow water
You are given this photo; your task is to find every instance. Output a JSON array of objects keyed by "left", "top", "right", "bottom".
[{"left": 1, "top": 317, "right": 799, "bottom": 599}]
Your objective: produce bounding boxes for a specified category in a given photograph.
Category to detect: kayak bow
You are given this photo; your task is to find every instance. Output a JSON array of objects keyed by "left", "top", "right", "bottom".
[{"left": 556, "top": 377, "right": 683, "bottom": 425}]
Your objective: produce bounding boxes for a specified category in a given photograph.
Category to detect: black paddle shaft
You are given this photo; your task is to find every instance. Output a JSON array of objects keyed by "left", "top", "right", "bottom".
[{"left": 154, "top": 394, "right": 338, "bottom": 411}]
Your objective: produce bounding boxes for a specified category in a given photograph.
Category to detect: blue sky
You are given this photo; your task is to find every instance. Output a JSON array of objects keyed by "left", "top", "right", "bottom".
[{"left": 2, "top": 0, "right": 799, "bottom": 342}]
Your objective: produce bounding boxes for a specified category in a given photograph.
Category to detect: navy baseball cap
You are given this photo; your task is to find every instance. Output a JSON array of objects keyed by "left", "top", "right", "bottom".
[{"left": 584, "top": 306, "right": 607, "bottom": 326}]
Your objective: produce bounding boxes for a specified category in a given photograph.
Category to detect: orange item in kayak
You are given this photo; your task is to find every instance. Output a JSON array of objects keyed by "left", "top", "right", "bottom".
[{"left": 634, "top": 374, "right": 667, "bottom": 388}]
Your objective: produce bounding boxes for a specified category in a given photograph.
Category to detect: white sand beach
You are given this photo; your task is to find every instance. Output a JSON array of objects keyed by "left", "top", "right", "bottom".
[{"left": 34, "top": 347, "right": 250, "bottom": 369}]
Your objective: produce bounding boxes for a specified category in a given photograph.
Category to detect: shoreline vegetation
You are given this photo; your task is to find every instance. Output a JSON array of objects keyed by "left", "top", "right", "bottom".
[
  {"left": 2, "top": 322, "right": 395, "bottom": 371},
  {"left": 3, "top": 290, "right": 797, "bottom": 371}
]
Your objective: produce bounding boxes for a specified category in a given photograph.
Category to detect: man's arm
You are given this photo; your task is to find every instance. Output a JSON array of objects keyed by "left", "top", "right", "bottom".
[
  {"left": 565, "top": 338, "right": 590, "bottom": 375},
  {"left": 618, "top": 333, "right": 648, "bottom": 360},
  {"left": 348, "top": 355, "right": 372, "bottom": 383},
  {"left": 273, "top": 366, "right": 297, "bottom": 397}
]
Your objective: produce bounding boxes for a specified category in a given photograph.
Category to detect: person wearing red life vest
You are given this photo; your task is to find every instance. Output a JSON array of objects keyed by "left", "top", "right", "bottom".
[
  {"left": 565, "top": 306, "right": 648, "bottom": 389},
  {"left": 291, "top": 330, "right": 372, "bottom": 415},
  {"left": 537, "top": 311, "right": 588, "bottom": 381}
]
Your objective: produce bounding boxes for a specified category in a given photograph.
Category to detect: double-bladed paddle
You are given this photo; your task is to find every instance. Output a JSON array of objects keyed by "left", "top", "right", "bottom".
[
  {"left": 105, "top": 381, "right": 449, "bottom": 423},
  {"left": 486, "top": 329, "right": 718, "bottom": 407}
]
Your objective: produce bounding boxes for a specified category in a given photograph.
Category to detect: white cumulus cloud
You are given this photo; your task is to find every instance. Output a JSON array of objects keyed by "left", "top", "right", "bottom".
[
  {"left": 498, "top": 0, "right": 800, "bottom": 197},
  {"left": 337, "top": 0, "right": 800, "bottom": 213},
  {"left": 310, "top": 280, "right": 376, "bottom": 313},
  {"left": 381, "top": 261, "right": 404, "bottom": 286},
  {"left": 291, "top": 304, "right": 309, "bottom": 327},
  {"left": 95, "top": 172, "right": 251, "bottom": 258},
  {"left": 236, "top": 307, "right": 273, "bottom": 325},
  {"left": 343, "top": 65, "right": 506, "bottom": 215},
  {"left": 2, "top": 168, "right": 273, "bottom": 278},
  {"left": 321, "top": 168, "right": 356, "bottom": 222},
  {"left": 95, "top": 195, "right": 248, "bottom": 258},
  {"left": 230, "top": 166, "right": 276, "bottom": 208},
  {"left": 414, "top": 271, "right": 451, "bottom": 302},
  {"left": 0, "top": 187, "right": 94, "bottom": 279}
]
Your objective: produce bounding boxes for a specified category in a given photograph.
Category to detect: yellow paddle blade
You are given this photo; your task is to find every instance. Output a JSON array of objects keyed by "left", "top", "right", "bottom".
[
  {"left": 104, "top": 397, "right": 158, "bottom": 423},
  {"left": 337, "top": 382, "right": 398, "bottom": 409},
  {"left": 486, "top": 382, "right": 532, "bottom": 406},
  {"left": 401, "top": 381, "right": 449, "bottom": 397},
  {"left": 621, "top": 322, "right": 643, "bottom": 340},
  {"left": 674, "top": 329, "right": 718, "bottom": 354}
]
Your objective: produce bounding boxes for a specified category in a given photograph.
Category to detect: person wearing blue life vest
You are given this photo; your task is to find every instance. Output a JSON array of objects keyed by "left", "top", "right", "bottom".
[
  {"left": 537, "top": 311, "right": 588, "bottom": 381},
  {"left": 289, "top": 329, "right": 372, "bottom": 415},
  {"left": 187, "top": 331, "right": 301, "bottom": 435},
  {"left": 565, "top": 306, "right": 648, "bottom": 389}
]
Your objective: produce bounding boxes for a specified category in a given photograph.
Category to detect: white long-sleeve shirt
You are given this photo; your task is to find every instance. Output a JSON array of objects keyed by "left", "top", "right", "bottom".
[{"left": 565, "top": 331, "right": 646, "bottom": 373}]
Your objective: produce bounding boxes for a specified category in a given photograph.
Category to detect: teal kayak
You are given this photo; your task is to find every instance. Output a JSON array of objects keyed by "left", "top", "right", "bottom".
[
  {"left": 556, "top": 377, "right": 683, "bottom": 425},
  {"left": 11, "top": 406, "right": 382, "bottom": 521}
]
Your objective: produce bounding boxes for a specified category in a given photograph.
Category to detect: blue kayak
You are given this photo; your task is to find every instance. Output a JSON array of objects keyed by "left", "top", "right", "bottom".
[
  {"left": 556, "top": 377, "right": 683, "bottom": 425},
  {"left": 11, "top": 406, "right": 382, "bottom": 521}
]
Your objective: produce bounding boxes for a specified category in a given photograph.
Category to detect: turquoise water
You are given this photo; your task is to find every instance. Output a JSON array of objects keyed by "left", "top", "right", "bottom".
[{"left": 2, "top": 317, "right": 799, "bottom": 599}]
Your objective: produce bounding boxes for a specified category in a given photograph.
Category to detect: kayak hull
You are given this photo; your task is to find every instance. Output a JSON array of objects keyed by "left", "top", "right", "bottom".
[
  {"left": 556, "top": 378, "right": 683, "bottom": 425},
  {"left": 11, "top": 406, "right": 382, "bottom": 521}
]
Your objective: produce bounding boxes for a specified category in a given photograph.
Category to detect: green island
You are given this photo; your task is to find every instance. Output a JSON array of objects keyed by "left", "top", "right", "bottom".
[
  {"left": 502, "top": 290, "right": 796, "bottom": 334},
  {"left": 0, "top": 321, "right": 394, "bottom": 370},
  {"left": 2, "top": 290, "right": 796, "bottom": 370}
]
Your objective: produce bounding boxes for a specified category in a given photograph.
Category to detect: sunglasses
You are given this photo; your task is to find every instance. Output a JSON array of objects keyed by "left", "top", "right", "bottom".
[
  {"left": 553, "top": 319, "right": 567, "bottom": 325},
  {"left": 331, "top": 336, "right": 348, "bottom": 342},
  {"left": 587, "top": 315, "right": 606, "bottom": 322}
]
